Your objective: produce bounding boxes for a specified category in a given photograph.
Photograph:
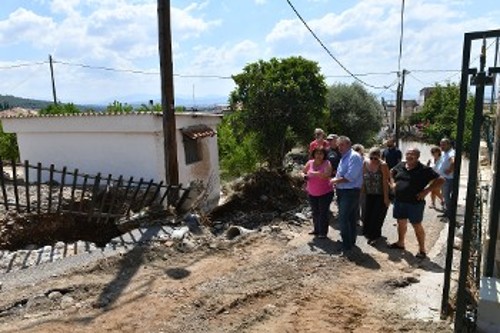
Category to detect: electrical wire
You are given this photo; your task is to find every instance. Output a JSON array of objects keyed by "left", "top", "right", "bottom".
[
  {"left": 325, "top": 71, "right": 398, "bottom": 78},
  {"left": 17, "top": 57, "right": 475, "bottom": 87},
  {"left": 377, "top": 77, "right": 399, "bottom": 97},
  {"left": 407, "top": 72, "right": 431, "bottom": 86},
  {"left": 0, "top": 61, "right": 48, "bottom": 70},
  {"left": 409, "top": 69, "right": 461, "bottom": 73},
  {"left": 285, "top": 0, "right": 391, "bottom": 89},
  {"left": 1, "top": 63, "right": 45, "bottom": 92},
  {"left": 54, "top": 60, "right": 233, "bottom": 79},
  {"left": 54, "top": 60, "right": 159, "bottom": 75}
]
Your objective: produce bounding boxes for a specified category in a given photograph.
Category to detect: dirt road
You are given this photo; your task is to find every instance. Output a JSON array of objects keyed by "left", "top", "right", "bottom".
[{"left": 0, "top": 210, "right": 453, "bottom": 333}]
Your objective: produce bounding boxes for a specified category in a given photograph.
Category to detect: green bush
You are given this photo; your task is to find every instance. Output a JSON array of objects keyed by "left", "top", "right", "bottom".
[
  {"left": 39, "top": 103, "right": 81, "bottom": 115},
  {"left": 106, "top": 100, "right": 133, "bottom": 113},
  {"left": 411, "top": 83, "right": 474, "bottom": 153},
  {"left": 0, "top": 123, "right": 19, "bottom": 161},
  {"left": 218, "top": 113, "right": 260, "bottom": 179}
]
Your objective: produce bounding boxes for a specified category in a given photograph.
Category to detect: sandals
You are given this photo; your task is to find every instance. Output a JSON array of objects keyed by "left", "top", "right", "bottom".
[
  {"left": 415, "top": 251, "right": 427, "bottom": 259},
  {"left": 388, "top": 242, "right": 405, "bottom": 250}
]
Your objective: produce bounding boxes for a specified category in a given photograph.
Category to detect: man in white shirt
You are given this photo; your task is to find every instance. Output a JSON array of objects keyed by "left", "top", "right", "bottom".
[{"left": 436, "top": 138, "right": 455, "bottom": 219}]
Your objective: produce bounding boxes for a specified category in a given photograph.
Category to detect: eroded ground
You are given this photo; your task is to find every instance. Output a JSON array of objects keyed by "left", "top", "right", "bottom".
[
  {"left": 0, "top": 222, "right": 452, "bottom": 333},
  {"left": 0, "top": 169, "right": 454, "bottom": 332}
]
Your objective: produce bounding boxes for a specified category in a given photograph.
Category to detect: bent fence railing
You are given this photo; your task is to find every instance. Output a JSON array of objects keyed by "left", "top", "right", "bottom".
[{"left": 0, "top": 159, "right": 190, "bottom": 248}]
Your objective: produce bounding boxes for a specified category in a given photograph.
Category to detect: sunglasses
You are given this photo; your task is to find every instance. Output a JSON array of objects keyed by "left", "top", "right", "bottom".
[{"left": 369, "top": 156, "right": 379, "bottom": 160}]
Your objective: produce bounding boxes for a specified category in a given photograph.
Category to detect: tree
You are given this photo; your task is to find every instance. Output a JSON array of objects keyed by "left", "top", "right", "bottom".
[
  {"left": 410, "top": 83, "right": 474, "bottom": 152},
  {"left": 136, "top": 102, "right": 163, "bottom": 112},
  {"left": 326, "top": 83, "right": 383, "bottom": 146},
  {"left": 106, "top": 100, "right": 133, "bottom": 113},
  {"left": 39, "top": 103, "right": 81, "bottom": 115},
  {"left": 229, "top": 56, "right": 328, "bottom": 168}
]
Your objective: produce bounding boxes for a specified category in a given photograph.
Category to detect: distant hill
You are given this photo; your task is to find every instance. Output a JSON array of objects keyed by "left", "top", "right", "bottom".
[
  {"left": 0, "top": 95, "right": 106, "bottom": 112},
  {"left": 0, "top": 94, "right": 52, "bottom": 110},
  {"left": 0, "top": 93, "right": 229, "bottom": 112}
]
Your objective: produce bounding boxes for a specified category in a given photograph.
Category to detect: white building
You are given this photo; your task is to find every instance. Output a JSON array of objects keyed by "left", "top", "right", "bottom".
[{"left": 0, "top": 112, "right": 223, "bottom": 211}]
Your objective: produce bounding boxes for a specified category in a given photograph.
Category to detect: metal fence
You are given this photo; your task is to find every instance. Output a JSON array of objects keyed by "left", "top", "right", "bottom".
[
  {"left": 0, "top": 159, "right": 189, "bottom": 224},
  {"left": 458, "top": 183, "right": 489, "bottom": 331}
]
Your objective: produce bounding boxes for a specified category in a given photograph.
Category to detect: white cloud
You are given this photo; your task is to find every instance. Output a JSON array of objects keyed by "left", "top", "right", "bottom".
[
  {"left": 173, "top": 6, "right": 221, "bottom": 39},
  {"left": 265, "top": 19, "right": 304, "bottom": 44},
  {"left": 190, "top": 40, "right": 260, "bottom": 74},
  {"left": 0, "top": 8, "right": 56, "bottom": 45},
  {"left": 0, "top": 1, "right": 220, "bottom": 64},
  {"left": 265, "top": 0, "right": 499, "bottom": 88},
  {"left": 50, "top": 0, "right": 81, "bottom": 16},
  {"left": 1, "top": 0, "right": 498, "bottom": 104},
  {"left": 172, "top": 40, "right": 261, "bottom": 98}
]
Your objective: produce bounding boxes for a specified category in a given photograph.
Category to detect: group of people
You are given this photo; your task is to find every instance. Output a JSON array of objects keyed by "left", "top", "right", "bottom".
[
  {"left": 303, "top": 128, "right": 455, "bottom": 259},
  {"left": 426, "top": 138, "right": 456, "bottom": 219}
]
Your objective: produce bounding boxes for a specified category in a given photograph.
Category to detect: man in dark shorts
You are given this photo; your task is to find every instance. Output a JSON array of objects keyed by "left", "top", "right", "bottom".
[{"left": 388, "top": 147, "right": 444, "bottom": 259}]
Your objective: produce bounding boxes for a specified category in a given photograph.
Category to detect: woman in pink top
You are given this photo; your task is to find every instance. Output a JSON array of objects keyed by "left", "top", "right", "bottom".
[{"left": 302, "top": 147, "right": 333, "bottom": 238}]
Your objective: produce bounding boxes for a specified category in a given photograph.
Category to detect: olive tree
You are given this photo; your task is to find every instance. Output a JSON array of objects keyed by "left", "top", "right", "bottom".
[
  {"left": 229, "top": 56, "right": 327, "bottom": 169},
  {"left": 326, "top": 82, "right": 383, "bottom": 146}
]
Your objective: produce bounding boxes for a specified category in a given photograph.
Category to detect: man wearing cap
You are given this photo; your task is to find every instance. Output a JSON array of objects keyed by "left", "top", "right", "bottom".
[{"left": 326, "top": 134, "right": 341, "bottom": 176}]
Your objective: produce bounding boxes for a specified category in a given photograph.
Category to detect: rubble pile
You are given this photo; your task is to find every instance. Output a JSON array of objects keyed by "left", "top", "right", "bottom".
[{"left": 209, "top": 169, "right": 308, "bottom": 229}]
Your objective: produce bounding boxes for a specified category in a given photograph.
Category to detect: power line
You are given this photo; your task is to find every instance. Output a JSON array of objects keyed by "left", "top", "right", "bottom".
[
  {"left": 377, "top": 77, "right": 399, "bottom": 97},
  {"left": 54, "top": 60, "right": 233, "bottom": 79},
  {"left": 6, "top": 57, "right": 469, "bottom": 87},
  {"left": 325, "top": 71, "right": 398, "bottom": 78},
  {"left": 409, "top": 69, "right": 461, "bottom": 73},
  {"left": 407, "top": 72, "right": 430, "bottom": 86},
  {"left": 54, "top": 60, "right": 159, "bottom": 75},
  {"left": 285, "top": 0, "right": 391, "bottom": 90},
  {"left": 0, "top": 61, "right": 48, "bottom": 70}
]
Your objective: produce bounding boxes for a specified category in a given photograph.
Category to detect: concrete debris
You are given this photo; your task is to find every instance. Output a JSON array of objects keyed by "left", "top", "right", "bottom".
[
  {"left": 171, "top": 226, "right": 190, "bottom": 240},
  {"left": 225, "top": 226, "right": 257, "bottom": 240}
]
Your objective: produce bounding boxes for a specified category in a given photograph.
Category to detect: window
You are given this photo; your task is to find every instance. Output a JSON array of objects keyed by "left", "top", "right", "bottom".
[
  {"left": 181, "top": 124, "right": 216, "bottom": 165},
  {"left": 183, "top": 136, "right": 201, "bottom": 164}
]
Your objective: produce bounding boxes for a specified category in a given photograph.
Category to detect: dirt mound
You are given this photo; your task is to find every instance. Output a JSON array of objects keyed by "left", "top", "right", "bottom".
[{"left": 209, "top": 169, "right": 307, "bottom": 227}]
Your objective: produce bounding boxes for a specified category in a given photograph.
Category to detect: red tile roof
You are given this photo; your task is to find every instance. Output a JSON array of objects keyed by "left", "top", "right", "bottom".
[{"left": 181, "top": 124, "right": 216, "bottom": 139}]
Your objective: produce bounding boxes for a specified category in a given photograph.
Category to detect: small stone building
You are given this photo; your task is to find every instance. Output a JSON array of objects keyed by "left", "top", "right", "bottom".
[{"left": 0, "top": 112, "right": 223, "bottom": 210}]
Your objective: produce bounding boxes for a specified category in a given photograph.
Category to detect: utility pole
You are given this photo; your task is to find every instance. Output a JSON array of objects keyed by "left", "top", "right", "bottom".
[
  {"left": 49, "top": 55, "right": 58, "bottom": 105},
  {"left": 394, "top": 69, "right": 407, "bottom": 145},
  {"left": 157, "top": 0, "right": 179, "bottom": 189}
]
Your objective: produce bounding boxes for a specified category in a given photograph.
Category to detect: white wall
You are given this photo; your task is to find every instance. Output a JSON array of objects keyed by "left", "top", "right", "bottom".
[{"left": 1, "top": 112, "right": 222, "bottom": 210}]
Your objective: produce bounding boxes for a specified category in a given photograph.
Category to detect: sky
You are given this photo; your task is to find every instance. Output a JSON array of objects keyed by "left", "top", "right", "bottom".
[{"left": 0, "top": 0, "right": 499, "bottom": 106}]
